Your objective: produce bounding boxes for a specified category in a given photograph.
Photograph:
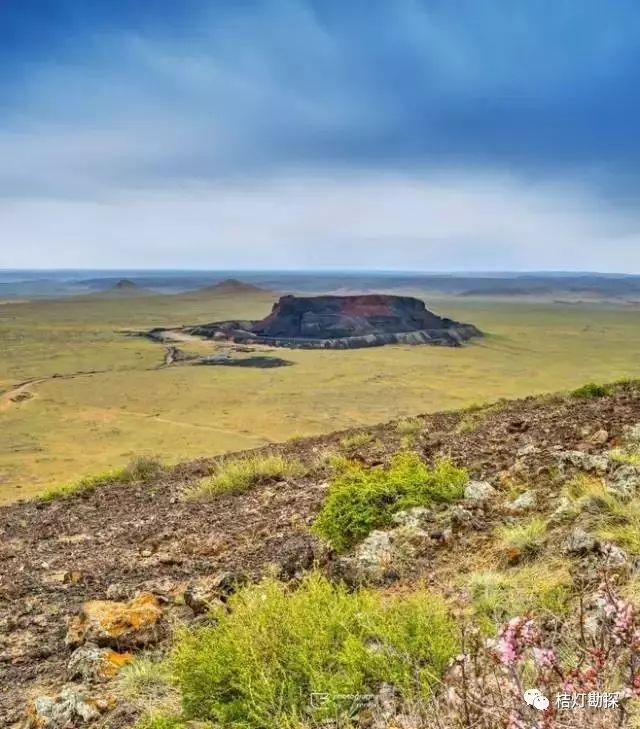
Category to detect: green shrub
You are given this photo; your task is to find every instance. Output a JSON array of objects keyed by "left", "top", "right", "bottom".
[
  {"left": 196, "top": 454, "right": 306, "bottom": 497},
  {"left": 571, "top": 382, "right": 611, "bottom": 399},
  {"left": 313, "top": 452, "right": 467, "bottom": 552},
  {"left": 38, "top": 454, "right": 164, "bottom": 501},
  {"left": 39, "top": 468, "right": 127, "bottom": 501},
  {"left": 340, "top": 431, "right": 375, "bottom": 450},
  {"left": 395, "top": 418, "right": 422, "bottom": 436},
  {"left": 169, "top": 573, "right": 458, "bottom": 728},
  {"left": 135, "top": 716, "right": 190, "bottom": 729},
  {"left": 124, "top": 455, "right": 164, "bottom": 482}
]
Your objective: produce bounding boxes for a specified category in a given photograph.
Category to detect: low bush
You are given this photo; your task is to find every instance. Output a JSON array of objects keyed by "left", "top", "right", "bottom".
[
  {"left": 196, "top": 453, "right": 306, "bottom": 497},
  {"left": 570, "top": 382, "right": 611, "bottom": 399},
  {"left": 168, "top": 573, "right": 458, "bottom": 728},
  {"left": 395, "top": 418, "right": 422, "bottom": 436},
  {"left": 339, "top": 431, "right": 375, "bottom": 450},
  {"left": 39, "top": 454, "right": 164, "bottom": 501},
  {"left": 39, "top": 468, "right": 127, "bottom": 501},
  {"left": 124, "top": 455, "right": 164, "bottom": 482},
  {"left": 313, "top": 452, "right": 467, "bottom": 552}
]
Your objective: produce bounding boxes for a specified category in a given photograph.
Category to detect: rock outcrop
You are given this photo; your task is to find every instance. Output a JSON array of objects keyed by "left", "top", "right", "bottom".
[{"left": 188, "top": 294, "right": 481, "bottom": 349}]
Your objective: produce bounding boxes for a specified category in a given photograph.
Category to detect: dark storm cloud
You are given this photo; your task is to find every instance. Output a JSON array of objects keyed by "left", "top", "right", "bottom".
[
  {"left": 2, "top": 1, "right": 640, "bottom": 271},
  {"left": 1, "top": 0, "right": 640, "bottom": 196}
]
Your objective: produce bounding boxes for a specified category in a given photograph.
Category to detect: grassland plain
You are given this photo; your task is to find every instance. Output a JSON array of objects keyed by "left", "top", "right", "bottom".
[{"left": 2, "top": 289, "right": 640, "bottom": 501}]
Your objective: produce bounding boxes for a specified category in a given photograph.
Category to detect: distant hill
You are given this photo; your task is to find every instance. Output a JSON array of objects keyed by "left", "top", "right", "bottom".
[{"left": 189, "top": 278, "right": 273, "bottom": 296}]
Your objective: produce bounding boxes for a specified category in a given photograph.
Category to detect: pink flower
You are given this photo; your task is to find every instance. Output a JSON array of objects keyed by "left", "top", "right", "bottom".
[{"left": 533, "top": 647, "right": 556, "bottom": 669}]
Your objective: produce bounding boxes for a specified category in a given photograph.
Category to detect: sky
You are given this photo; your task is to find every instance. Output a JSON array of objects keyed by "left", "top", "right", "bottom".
[{"left": 2, "top": 1, "right": 640, "bottom": 272}]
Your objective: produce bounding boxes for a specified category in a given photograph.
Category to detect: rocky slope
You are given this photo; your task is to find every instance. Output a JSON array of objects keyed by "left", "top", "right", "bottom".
[{"left": 3, "top": 382, "right": 640, "bottom": 727}]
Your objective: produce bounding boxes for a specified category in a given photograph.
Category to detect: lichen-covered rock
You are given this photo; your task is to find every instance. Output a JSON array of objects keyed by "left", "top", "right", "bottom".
[
  {"left": 65, "top": 592, "right": 166, "bottom": 650},
  {"left": 449, "top": 505, "right": 474, "bottom": 531},
  {"left": 184, "top": 570, "right": 250, "bottom": 615},
  {"left": 589, "top": 429, "right": 610, "bottom": 446},
  {"left": 622, "top": 423, "right": 640, "bottom": 446},
  {"left": 391, "top": 506, "right": 433, "bottom": 530},
  {"left": 559, "top": 450, "right": 609, "bottom": 474},
  {"left": 606, "top": 464, "right": 640, "bottom": 500},
  {"left": 464, "top": 481, "right": 497, "bottom": 501},
  {"left": 506, "top": 490, "right": 537, "bottom": 512},
  {"left": 67, "top": 643, "right": 133, "bottom": 682},
  {"left": 516, "top": 443, "right": 538, "bottom": 458},
  {"left": 26, "top": 686, "right": 115, "bottom": 728},
  {"left": 600, "top": 542, "right": 630, "bottom": 570},
  {"left": 563, "top": 528, "right": 598, "bottom": 555}
]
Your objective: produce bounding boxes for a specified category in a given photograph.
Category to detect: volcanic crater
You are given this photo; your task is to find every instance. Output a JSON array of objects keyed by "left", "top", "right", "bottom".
[{"left": 186, "top": 294, "right": 482, "bottom": 348}]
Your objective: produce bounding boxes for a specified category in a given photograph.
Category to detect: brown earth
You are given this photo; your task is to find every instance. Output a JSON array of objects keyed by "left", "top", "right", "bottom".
[{"left": 2, "top": 385, "right": 640, "bottom": 725}]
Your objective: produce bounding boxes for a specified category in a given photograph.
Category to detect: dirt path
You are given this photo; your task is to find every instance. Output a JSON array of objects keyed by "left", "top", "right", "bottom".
[
  {"left": 0, "top": 368, "right": 148, "bottom": 413},
  {"left": 0, "top": 377, "right": 48, "bottom": 412},
  {"left": 90, "top": 405, "right": 270, "bottom": 441}
]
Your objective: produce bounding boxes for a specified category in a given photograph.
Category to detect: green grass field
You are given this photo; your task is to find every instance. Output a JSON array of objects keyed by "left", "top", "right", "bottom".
[{"left": 2, "top": 290, "right": 640, "bottom": 502}]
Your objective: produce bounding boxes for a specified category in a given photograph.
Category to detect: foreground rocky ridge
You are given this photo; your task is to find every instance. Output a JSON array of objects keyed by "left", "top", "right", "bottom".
[{"left": 3, "top": 383, "right": 640, "bottom": 726}]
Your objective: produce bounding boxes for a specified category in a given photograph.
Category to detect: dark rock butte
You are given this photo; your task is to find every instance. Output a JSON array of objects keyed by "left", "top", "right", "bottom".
[{"left": 186, "top": 294, "right": 482, "bottom": 349}]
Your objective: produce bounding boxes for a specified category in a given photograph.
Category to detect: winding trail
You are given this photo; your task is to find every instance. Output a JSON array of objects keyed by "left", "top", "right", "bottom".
[{"left": 1, "top": 369, "right": 122, "bottom": 413}]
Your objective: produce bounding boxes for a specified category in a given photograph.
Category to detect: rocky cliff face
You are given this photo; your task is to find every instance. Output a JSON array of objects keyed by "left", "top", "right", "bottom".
[{"left": 188, "top": 294, "right": 481, "bottom": 348}]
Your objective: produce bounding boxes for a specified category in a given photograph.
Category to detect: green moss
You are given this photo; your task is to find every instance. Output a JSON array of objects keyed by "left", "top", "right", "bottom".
[
  {"left": 168, "top": 573, "right": 458, "bottom": 729},
  {"left": 313, "top": 452, "right": 467, "bottom": 552}
]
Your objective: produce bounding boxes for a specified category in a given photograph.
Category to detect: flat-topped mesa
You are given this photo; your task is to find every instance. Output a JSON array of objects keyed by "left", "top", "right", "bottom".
[{"left": 188, "top": 294, "right": 482, "bottom": 349}]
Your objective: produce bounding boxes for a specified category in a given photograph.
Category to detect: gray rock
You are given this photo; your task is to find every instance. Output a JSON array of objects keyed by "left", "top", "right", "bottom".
[
  {"left": 355, "top": 530, "right": 395, "bottom": 568},
  {"left": 105, "top": 583, "right": 129, "bottom": 601},
  {"left": 600, "top": 542, "right": 630, "bottom": 569},
  {"left": 552, "top": 495, "right": 575, "bottom": 519},
  {"left": 67, "top": 644, "right": 131, "bottom": 682},
  {"left": 464, "top": 481, "right": 497, "bottom": 501},
  {"left": 450, "top": 506, "right": 473, "bottom": 530},
  {"left": 507, "top": 490, "right": 537, "bottom": 512},
  {"left": 606, "top": 464, "right": 640, "bottom": 500},
  {"left": 590, "top": 429, "right": 609, "bottom": 446},
  {"left": 623, "top": 424, "right": 640, "bottom": 446},
  {"left": 30, "top": 686, "right": 107, "bottom": 727},
  {"left": 184, "top": 570, "right": 249, "bottom": 614},
  {"left": 559, "top": 450, "right": 609, "bottom": 474},
  {"left": 563, "top": 528, "right": 598, "bottom": 555},
  {"left": 391, "top": 507, "right": 433, "bottom": 529},
  {"left": 516, "top": 443, "right": 538, "bottom": 458}
]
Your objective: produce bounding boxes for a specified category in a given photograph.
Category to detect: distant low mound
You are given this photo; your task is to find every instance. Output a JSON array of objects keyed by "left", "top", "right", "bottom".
[
  {"left": 195, "top": 278, "right": 272, "bottom": 296},
  {"left": 98, "top": 279, "right": 157, "bottom": 297},
  {"left": 186, "top": 294, "right": 482, "bottom": 348}
]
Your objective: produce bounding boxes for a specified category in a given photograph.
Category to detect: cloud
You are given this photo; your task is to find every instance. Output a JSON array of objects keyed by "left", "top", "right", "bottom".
[
  {"left": 2, "top": 171, "right": 639, "bottom": 271},
  {"left": 1, "top": 1, "right": 640, "bottom": 269}
]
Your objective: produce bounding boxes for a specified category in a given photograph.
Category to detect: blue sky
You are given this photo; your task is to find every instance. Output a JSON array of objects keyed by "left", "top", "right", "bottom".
[{"left": 2, "top": 0, "right": 640, "bottom": 271}]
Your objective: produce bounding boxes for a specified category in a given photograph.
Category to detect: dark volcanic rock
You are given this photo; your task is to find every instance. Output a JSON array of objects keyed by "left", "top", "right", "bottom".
[{"left": 185, "top": 294, "right": 481, "bottom": 349}]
